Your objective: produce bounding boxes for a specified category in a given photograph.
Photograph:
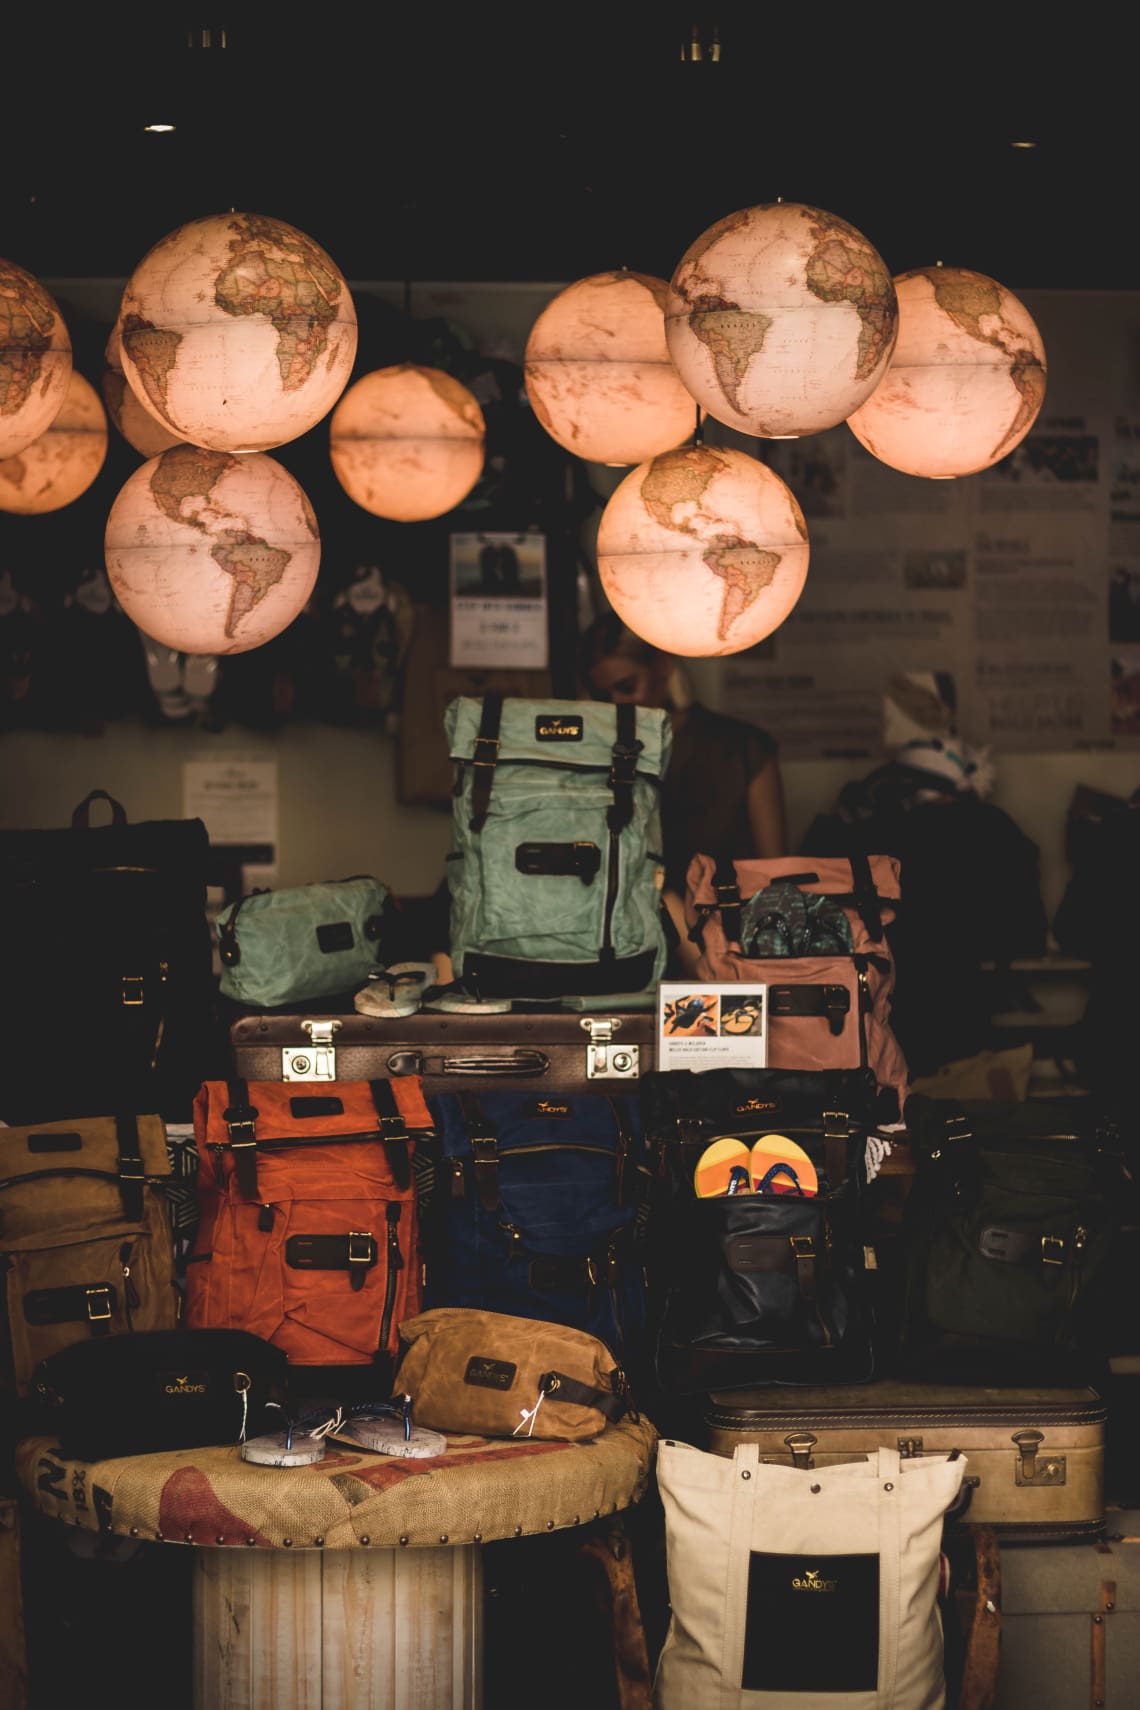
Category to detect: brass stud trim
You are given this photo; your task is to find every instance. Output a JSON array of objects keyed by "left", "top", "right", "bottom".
[
  {"left": 440, "top": 1534, "right": 449, "bottom": 1543},
  {"left": 283, "top": 1538, "right": 293, "bottom": 1548},
  {"left": 399, "top": 1535, "right": 409, "bottom": 1546},
  {"left": 360, "top": 1536, "right": 371, "bottom": 1546},
  {"left": 129, "top": 1527, "right": 139, "bottom": 1538},
  {"left": 314, "top": 1537, "right": 324, "bottom": 1547},
  {"left": 473, "top": 1532, "right": 482, "bottom": 1542},
  {"left": 513, "top": 1525, "right": 523, "bottom": 1537}
]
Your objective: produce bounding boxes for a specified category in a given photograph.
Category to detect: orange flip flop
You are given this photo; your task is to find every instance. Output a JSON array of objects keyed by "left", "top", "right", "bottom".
[
  {"left": 694, "top": 1137, "right": 752, "bottom": 1198},
  {"left": 749, "top": 1134, "right": 818, "bottom": 1197}
]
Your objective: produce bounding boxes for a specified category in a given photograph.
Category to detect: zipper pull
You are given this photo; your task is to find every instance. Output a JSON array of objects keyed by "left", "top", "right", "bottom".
[
  {"left": 450, "top": 1158, "right": 466, "bottom": 1199},
  {"left": 120, "top": 1241, "right": 139, "bottom": 1318},
  {"left": 386, "top": 1201, "right": 404, "bottom": 1267}
]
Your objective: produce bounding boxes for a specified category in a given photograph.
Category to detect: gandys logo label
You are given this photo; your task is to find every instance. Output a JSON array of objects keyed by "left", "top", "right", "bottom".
[
  {"left": 523, "top": 1098, "right": 572, "bottom": 1118},
  {"left": 464, "top": 1355, "right": 517, "bottom": 1390},
  {"left": 164, "top": 1374, "right": 207, "bottom": 1395},
  {"left": 792, "top": 1567, "right": 839, "bottom": 1592},
  {"left": 534, "top": 715, "right": 583, "bottom": 741},
  {"left": 734, "top": 1097, "right": 780, "bottom": 1114}
]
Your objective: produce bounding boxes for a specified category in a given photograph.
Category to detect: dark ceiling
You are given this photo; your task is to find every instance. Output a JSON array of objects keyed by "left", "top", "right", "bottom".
[{"left": 3, "top": 9, "right": 1135, "bottom": 295}]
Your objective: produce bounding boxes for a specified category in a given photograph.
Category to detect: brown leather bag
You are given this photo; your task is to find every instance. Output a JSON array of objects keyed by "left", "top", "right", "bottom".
[
  {"left": 394, "top": 1307, "right": 630, "bottom": 1441},
  {"left": 0, "top": 1113, "right": 180, "bottom": 1397}
]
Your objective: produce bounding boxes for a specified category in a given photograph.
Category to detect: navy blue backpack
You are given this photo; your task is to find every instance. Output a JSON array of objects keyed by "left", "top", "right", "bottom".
[{"left": 422, "top": 1090, "right": 651, "bottom": 1374}]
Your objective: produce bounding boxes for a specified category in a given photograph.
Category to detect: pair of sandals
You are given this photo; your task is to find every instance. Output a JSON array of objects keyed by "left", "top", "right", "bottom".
[
  {"left": 241, "top": 1394, "right": 446, "bottom": 1467},
  {"left": 354, "top": 962, "right": 512, "bottom": 1019}
]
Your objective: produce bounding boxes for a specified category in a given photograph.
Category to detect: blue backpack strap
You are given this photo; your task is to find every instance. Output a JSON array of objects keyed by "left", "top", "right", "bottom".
[
  {"left": 457, "top": 1091, "right": 501, "bottom": 1212},
  {"left": 468, "top": 692, "right": 505, "bottom": 832}
]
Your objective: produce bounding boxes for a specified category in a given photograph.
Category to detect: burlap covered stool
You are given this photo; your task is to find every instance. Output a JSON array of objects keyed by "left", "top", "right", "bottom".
[{"left": 16, "top": 1415, "right": 657, "bottom": 1709}]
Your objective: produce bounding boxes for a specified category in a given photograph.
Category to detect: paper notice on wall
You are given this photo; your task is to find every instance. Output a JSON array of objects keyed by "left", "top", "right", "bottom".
[
  {"left": 182, "top": 757, "right": 278, "bottom": 892},
  {"left": 449, "top": 531, "right": 549, "bottom": 668}
]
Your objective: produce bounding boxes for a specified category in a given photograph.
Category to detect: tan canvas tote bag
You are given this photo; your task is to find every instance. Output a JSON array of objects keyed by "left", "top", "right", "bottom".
[{"left": 654, "top": 1438, "right": 966, "bottom": 1710}]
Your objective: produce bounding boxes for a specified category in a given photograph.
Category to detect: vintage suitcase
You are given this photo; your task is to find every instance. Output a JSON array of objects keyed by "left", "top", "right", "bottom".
[
  {"left": 228, "top": 1008, "right": 655, "bottom": 1094},
  {"left": 705, "top": 1378, "right": 1106, "bottom": 1540}
]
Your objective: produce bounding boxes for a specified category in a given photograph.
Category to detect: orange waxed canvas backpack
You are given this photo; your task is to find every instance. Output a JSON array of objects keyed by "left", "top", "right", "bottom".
[{"left": 184, "top": 1076, "right": 433, "bottom": 1375}]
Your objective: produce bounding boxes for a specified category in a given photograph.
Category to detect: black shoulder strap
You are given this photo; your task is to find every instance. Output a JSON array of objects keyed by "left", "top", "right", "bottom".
[
  {"left": 370, "top": 1077, "right": 411, "bottom": 1189},
  {"left": 458, "top": 1091, "right": 501, "bottom": 1212},
  {"left": 607, "top": 1095, "right": 634, "bottom": 1208},
  {"left": 469, "top": 693, "right": 505, "bottom": 832},
  {"left": 223, "top": 1078, "right": 261, "bottom": 1200},
  {"left": 114, "top": 1111, "right": 145, "bottom": 1223},
  {"left": 848, "top": 852, "right": 884, "bottom": 942},
  {"left": 713, "top": 855, "right": 742, "bottom": 947},
  {"left": 606, "top": 703, "right": 643, "bottom": 834}
]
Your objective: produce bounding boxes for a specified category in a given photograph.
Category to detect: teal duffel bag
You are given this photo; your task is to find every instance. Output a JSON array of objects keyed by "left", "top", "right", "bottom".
[
  {"left": 446, "top": 693, "right": 672, "bottom": 1000},
  {"left": 216, "top": 874, "right": 391, "bottom": 1009}
]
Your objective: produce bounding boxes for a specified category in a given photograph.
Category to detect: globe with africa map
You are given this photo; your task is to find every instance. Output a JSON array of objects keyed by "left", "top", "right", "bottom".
[
  {"left": 117, "top": 211, "right": 357, "bottom": 453},
  {"left": 596, "top": 444, "right": 809, "bottom": 657},
  {"left": 104, "top": 443, "right": 321, "bottom": 655}
]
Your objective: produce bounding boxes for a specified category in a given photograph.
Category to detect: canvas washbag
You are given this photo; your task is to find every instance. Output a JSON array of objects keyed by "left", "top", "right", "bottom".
[
  {"left": 685, "top": 853, "right": 910, "bottom": 1122},
  {"left": 654, "top": 1437, "right": 966, "bottom": 1709},
  {"left": 216, "top": 874, "right": 392, "bottom": 1010},
  {"left": 395, "top": 1306, "right": 631, "bottom": 1441}
]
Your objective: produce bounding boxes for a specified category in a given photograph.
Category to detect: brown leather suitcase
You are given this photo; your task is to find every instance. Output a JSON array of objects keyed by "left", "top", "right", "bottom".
[
  {"left": 228, "top": 1008, "right": 656, "bottom": 1095},
  {"left": 704, "top": 1378, "right": 1106, "bottom": 1540}
]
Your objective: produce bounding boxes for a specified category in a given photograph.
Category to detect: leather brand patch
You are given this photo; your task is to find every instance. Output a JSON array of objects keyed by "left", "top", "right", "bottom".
[
  {"left": 28, "top": 1132, "right": 83, "bottom": 1152},
  {"left": 464, "top": 1355, "right": 517, "bottom": 1390},
  {"left": 289, "top": 1096, "right": 344, "bottom": 1118},
  {"left": 534, "top": 715, "right": 583, "bottom": 741},
  {"left": 743, "top": 1552, "right": 879, "bottom": 1693},
  {"left": 316, "top": 920, "right": 354, "bottom": 953}
]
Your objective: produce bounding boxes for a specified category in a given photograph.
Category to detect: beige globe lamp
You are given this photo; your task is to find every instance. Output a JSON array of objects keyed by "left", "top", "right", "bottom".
[
  {"left": 329, "top": 364, "right": 486, "bottom": 522},
  {"left": 845, "top": 264, "right": 1047, "bottom": 477},
  {"left": 117, "top": 211, "right": 358, "bottom": 453},
  {"left": 0, "top": 371, "right": 108, "bottom": 514},
  {"left": 101, "top": 322, "right": 181, "bottom": 458},
  {"left": 104, "top": 443, "right": 321, "bottom": 654},
  {"left": 524, "top": 269, "right": 699, "bottom": 466},
  {"left": 595, "top": 442, "right": 810, "bottom": 657},
  {"left": 0, "top": 259, "right": 73, "bottom": 459},
  {"left": 665, "top": 202, "right": 898, "bottom": 439}
]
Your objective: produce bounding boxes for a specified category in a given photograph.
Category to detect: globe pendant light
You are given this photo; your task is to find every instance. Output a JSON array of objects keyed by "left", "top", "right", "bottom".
[
  {"left": 329, "top": 364, "right": 486, "bottom": 522},
  {"left": 665, "top": 202, "right": 898, "bottom": 438},
  {"left": 595, "top": 443, "right": 809, "bottom": 657},
  {"left": 104, "top": 443, "right": 320, "bottom": 654},
  {"left": 102, "top": 322, "right": 181, "bottom": 458},
  {"left": 117, "top": 211, "right": 358, "bottom": 453},
  {"left": 0, "top": 259, "right": 73, "bottom": 459},
  {"left": 845, "top": 265, "right": 1047, "bottom": 478},
  {"left": 524, "top": 269, "right": 698, "bottom": 466},
  {"left": 0, "top": 370, "right": 108, "bottom": 513}
]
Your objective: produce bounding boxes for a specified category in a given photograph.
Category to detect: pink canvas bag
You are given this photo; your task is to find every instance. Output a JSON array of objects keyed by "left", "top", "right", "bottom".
[{"left": 684, "top": 853, "right": 911, "bottom": 1121}]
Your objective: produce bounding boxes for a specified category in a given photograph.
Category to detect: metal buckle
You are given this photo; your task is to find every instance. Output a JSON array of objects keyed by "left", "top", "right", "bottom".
[
  {"left": 347, "top": 1232, "right": 375, "bottom": 1267},
  {"left": 121, "top": 975, "right": 145, "bottom": 1006},
  {"left": 473, "top": 735, "right": 500, "bottom": 765},
  {"left": 1041, "top": 1235, "right": 1065, "bottom": 1266},
  {"left": 223, "top": 1106, "right": 258, "bottom": 1147},
  {"left": 789, "top": 1235, "right": 816, "bottom": 1260},
  {"left": 85, "top": 1286, "right": 113, "bottom": 1324}
]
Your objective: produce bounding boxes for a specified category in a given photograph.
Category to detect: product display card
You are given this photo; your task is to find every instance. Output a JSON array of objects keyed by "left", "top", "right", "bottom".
[{"left": 657, "top": 981, "right": 768, "bottom": 1072}]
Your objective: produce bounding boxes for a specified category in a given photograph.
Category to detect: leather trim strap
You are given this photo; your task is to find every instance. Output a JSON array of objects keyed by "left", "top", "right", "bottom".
[
  {"left": 223, "top": 1078, "right": 261, "bottom": 1201},
  {"left": 457, "top": 1092, "right": 500, "bottom": 1212},
  {"left": 469, "top": 692, "right": 504, "bottom": 832},
  {"left": 369, "top": 1077, "right": 411, "bottom": 1188},
  {"left": 606, "top": 702, "right": 643, "bottom": 834},
  {"left": 847, "top": 851, "right": 884, "bottom": 942},
  {"left": 712, "top": 855, "right": 742, "bottom": 947},
  {"left": 114, "top": 1110, "right": 146, "bottom": 1222},
  {"left": 542, "top": 1368, "right": 627, "bottom": 1421}
]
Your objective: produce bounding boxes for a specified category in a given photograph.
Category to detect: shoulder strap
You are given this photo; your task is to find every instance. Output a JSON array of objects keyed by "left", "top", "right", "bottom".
[
  {"left": 369, "top": 1077, "right": 411, "bottom": 1189},
  {"left": 542, "top": 1368, "right": 629, "bottom": 1422},
  {"left": 468, "top": 693, "right": 505, "bottom": 833},
  {"left": 458, "top": 1091, "right": 501, "bottom": 1212},
  {"left": 847, "top": 851, "right": 884, "bottom": 942},
  {"left": 606, "top": 702, "right": 644, "bottom": 834}
]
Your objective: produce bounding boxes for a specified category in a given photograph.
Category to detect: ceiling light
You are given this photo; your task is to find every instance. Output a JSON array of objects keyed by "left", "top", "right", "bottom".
[{"left": 144, "top": 123, "right": 176, "bottom": 134}]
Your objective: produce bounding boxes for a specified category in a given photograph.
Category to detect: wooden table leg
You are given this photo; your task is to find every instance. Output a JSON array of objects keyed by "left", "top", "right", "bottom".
[
  {"left": 578, "top": 1515, "right": 653, "bottom": 1710},
  {"left": 192, "top": 1542, "right": 483, "bottom": 1710},
  {"left": 957, "top": 1525, "right": 1002, "bottom": 1710}
]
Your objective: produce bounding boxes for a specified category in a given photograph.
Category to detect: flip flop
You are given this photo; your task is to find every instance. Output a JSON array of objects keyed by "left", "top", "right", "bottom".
[
  {"left": 749, "top": 1134, "right": 818, "bottom": 1197},
  {"left": 328, "top": 1416, "right": 447, "bottom": 1458},
  {"left": 694, "top": 1137, "right": 752, "bottom": 1198}
]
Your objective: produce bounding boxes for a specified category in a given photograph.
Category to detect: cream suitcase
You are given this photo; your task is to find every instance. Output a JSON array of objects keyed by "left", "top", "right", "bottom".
[{"left": 705, "top": 1378, "right": 1106, "bottom": 1540}]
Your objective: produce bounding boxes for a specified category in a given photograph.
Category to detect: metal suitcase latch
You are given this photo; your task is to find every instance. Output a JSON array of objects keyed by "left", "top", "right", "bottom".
[
  {"left": 784, "top": 1432, "right": 817, "bottom": 1469},
  {"left": 898, "top": 1436, "right": 924, "bottom": 1459},
  {"left": 283, "top": 1018, "right": 343, "bottom": 1081},
  {"left": 580, "top": 1016, "right": 639, "bottom": 1080},
  {"left": 1012, "top": 1428, "right": 1067, "bottom": 1486}
]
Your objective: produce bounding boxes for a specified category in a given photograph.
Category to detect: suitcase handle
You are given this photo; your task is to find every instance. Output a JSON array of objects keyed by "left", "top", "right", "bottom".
[{"left": 386, "top": 1049, "right": 551, "bottom": 1078}]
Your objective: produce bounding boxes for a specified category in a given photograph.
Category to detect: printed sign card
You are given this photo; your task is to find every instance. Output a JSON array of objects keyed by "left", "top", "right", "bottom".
[{"left": 657, "top": 981, "right": 768, "bottom": 1072}]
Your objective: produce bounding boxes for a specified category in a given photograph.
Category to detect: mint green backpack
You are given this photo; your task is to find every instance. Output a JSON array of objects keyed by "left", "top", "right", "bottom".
[{"left": 446, "top": 694, "right": 672, "bottom": 1000}]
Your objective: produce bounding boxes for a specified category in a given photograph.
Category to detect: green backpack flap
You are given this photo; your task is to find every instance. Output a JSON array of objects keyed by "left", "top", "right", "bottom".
[
  {"left": 446, "top": 693, "right": 672, "bottom": 1000},
  {"left": 216, "top": 875, "right": 391, "bottom": 1009},
  {"left": 898, "top": 1093, "right": 1127, "bottom": 1384},
  {"left": 738, "top": 877, "right": 855, "bottom": 957}
]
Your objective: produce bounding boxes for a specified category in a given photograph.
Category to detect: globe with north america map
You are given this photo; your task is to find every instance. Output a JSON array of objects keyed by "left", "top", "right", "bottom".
[
  {"left": 104, "top": 443, "right": 321, "bottom": 654},
  {"left": 596, "top": 444, "right": 810, "bottom": 657},
  {"left": 117, "top": 211, "right": 357, "bottom": 453}
]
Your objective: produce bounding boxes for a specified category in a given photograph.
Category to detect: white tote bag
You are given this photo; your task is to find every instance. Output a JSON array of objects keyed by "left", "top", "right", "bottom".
[{"left": 654, "top": 1439, "right": 966, "bottom": 1710}]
